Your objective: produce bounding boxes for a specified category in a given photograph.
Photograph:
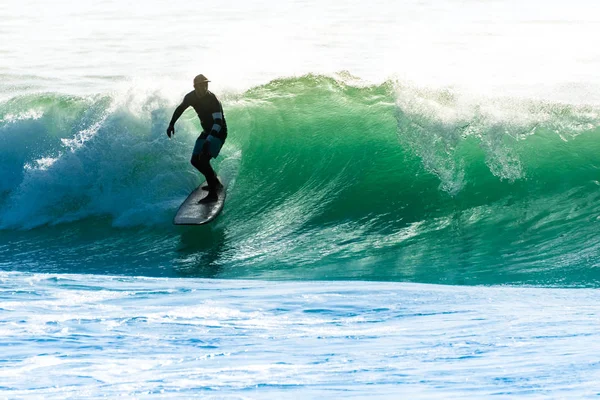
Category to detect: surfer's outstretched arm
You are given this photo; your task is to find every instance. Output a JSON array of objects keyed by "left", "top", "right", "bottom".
[{"left": 166, "top": 102, "right": 189, "bottom": 138}]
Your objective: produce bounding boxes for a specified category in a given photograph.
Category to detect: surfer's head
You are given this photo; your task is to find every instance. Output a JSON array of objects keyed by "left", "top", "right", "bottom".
[{"left": 193, "top": 74, "right": 210, "bottom": 97}]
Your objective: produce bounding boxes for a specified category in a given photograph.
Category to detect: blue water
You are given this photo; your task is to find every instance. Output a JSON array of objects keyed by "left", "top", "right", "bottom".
[
  {"left": 2, "top": 272, "right": 600, "bottom": 398},
  {"left": 2, "top": 0, "right": 600, "bottom": 397}
]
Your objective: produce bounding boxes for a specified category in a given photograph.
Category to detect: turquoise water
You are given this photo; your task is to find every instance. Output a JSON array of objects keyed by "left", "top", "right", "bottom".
[
  {"left": 2, "top": 0, "right": 600, "bottom": 397},
  {"left": 2, "top": 77, "right": 600, "bottom": 285}
]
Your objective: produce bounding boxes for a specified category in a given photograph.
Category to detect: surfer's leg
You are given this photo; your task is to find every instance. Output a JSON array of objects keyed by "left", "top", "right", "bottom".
[
  {"left": 191, "top": 133, "right": 222, "bottom": 192},
  {"left": 190, "top": 153, "right": 216, "bottom": 183},
  {"left": 200, "top": 157, "right": 219, "bottom": 188},
  {"left": 191, "top": 133, "right": 210, "bottom": 174},
  {"left": 191, "top": 133, "right": 208, "bottom": 164},
  {"left": 197, "top": 157, "right": 220, "bottom": 203}
]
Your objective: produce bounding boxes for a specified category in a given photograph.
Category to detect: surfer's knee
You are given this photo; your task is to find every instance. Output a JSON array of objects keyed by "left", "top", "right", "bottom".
[
  {"left": 190, "top": 154, "right": 201, "bottom": 169},
  {"left": 192, "top": 154, "right": 210, "bottom": 172}
]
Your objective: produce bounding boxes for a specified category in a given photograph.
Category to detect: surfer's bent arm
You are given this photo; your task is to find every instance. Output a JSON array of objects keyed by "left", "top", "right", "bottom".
[
  {"left": 207, "top": 97, "right": 224, "bottom": 140},
  {"left": 166, "top": 99, "right": 189, "bottom": 138},
  {"left": 168, "top": 103, "right": 189, "bottom": 127},
  {"left": 208, "top": 111, "right": 223, "bottom": 139}
]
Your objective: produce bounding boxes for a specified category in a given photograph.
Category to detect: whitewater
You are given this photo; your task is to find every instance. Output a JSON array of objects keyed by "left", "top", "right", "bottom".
[{"left": 2, "top": 0, "right": 600, "bottom": 397}]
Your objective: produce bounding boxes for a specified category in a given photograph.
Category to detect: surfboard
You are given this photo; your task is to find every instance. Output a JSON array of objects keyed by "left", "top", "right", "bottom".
[{"left": 173, "top": 179, "right": 226, "bottom": 225}]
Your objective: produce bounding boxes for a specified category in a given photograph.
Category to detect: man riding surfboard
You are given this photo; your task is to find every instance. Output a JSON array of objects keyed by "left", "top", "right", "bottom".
[{"left": 167, "top": 74, "right": 228, "bottom": 203}]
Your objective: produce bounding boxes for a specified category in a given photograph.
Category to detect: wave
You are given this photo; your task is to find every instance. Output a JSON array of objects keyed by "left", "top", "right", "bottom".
[{"left": 1, "top": 75, "right": 600, "bottom": 284}]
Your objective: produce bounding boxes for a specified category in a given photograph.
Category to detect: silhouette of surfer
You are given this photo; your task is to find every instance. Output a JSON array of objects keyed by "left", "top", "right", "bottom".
[{"left": 167, "top": 74, "right": 227, "bottom": 203}]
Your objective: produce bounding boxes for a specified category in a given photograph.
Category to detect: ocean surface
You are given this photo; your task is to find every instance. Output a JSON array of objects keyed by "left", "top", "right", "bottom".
[{"left": 2, "top": 0, "right": 600, "bottom": 397}]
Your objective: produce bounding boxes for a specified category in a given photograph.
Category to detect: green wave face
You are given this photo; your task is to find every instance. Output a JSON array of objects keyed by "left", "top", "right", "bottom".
[{"left": 2, "top": 75, "right": 600, "bottom": 285}]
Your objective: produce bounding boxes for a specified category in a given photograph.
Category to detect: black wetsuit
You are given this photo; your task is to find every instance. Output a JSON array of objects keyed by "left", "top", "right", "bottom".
[
  {"left": 169, "top": 90, "right": 227, "bottom": 189},
  {"left": 177, "top": 90, "right": 227, "bottom": 142}
]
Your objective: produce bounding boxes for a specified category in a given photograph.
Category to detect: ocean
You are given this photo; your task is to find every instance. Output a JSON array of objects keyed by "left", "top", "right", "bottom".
[{"left": 1, "top": 0, "right": 600, "bottom": 397}]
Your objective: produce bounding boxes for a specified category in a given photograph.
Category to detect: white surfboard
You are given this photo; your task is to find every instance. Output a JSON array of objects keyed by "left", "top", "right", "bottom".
[{"left": 173, "top": 180, "right": 226, "bottom": 225}]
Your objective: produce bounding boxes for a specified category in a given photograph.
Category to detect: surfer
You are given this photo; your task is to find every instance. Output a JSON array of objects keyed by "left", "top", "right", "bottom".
[{"left": 167, "top": 74, "right": 228, "bottom": 203}]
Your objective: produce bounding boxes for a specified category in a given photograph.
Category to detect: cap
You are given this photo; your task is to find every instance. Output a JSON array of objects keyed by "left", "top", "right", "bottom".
[{"left": 194, "top": 74, "right": 210, "bottom": 83}]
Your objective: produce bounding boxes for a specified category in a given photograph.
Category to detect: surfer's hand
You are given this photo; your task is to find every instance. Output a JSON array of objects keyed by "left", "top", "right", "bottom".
[{"left": 166, "top": 125, "right": 175, "bottom": 138}]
